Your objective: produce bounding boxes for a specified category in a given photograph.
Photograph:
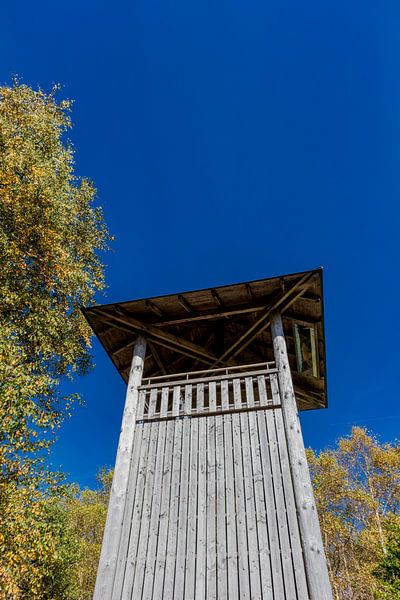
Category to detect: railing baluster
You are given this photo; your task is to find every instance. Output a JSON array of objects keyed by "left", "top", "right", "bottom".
[{"left": 136, "top": 363, "right": 280, "bottom": 423}]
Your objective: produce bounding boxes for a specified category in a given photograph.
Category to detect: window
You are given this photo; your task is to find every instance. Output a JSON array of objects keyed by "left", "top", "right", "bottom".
[{"left": 293, "top": 322, "right": 318, "bottom": 378}]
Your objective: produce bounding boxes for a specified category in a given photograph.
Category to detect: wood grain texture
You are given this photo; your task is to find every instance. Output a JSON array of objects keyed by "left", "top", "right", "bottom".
[
  {"left": 206, "top": 381, "right": 217, "bottom": 600},
  {"left": 173, "top": 386, "right": 191, "bottom": 598},
  {"left": 196, "top": 384, "right": 207, "bottom": 600},
  {"left": 185, "top": 391, "right": 198, "bottom": 599},
  {"left": 271, "top": 311, "right": 332, "bottom": 600},
  {"left": 96, "top": 362, "right": 324, "bottom": 600},
  {"left": 112, "top": 389, "right": 146, "bottom": 598},
  {"left": 121, "top": 389, "right": 157, "bottom": 599},
  {"left": 232, "top": 379, "right": 251, "bottom": 600},
  {"left": 221, "top": 380, "right": 239, "bottom": 600},
  {"left": 93, "top": 336, "right": 146, "bottom": 600},
  {"left": 163, "top": 386, "right": 183, "bottom": 599},
  {"left": 142, "top": 388, "right": 170, "bottom": 599},
  {"left": 153, "top": 391, "right": 174, "bottom": 600},
  {"left": 241, "top": 379, "right": 262, "bottom": 599}
]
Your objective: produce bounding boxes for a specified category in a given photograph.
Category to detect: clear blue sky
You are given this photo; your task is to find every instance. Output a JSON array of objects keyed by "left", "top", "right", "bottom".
[{"left": 2, "top": 0, "right": 399, "bottom": 488}]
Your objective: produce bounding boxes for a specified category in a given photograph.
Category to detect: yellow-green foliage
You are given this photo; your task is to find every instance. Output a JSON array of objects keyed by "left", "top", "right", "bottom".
[
  {"left": 0, "top": 482, "right": 80, "bottom": 599},
  {"left": 66, "top": 469, "right": 112, "bottom": 600},
  {"left": 0, "top": 80, "right": 110, "bottom": 481},
  {"left": 308, "top": 427, "right": 400, "bottom": 599},
  {"left": 373, "top": 517, "right": 400, "bottom": 598},
  {"left": 0, "top": 80, "right": 110, "bottom": 599},
  {"left": 0, "top": 470, "right": 111, "bottom": 600}
]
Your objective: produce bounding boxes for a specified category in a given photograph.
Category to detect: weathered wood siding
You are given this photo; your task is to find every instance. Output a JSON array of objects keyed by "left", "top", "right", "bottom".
[
  {"left": 271, "top": 313, "right": 332, "bottom": 600},
  {"left": 107, "top": 367, "right": 311, "bottom": 599}
]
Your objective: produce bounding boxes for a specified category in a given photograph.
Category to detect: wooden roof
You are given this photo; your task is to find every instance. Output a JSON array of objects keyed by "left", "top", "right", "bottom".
[{"left": 83, "top": 268, "right": 328, "bottom": 411}]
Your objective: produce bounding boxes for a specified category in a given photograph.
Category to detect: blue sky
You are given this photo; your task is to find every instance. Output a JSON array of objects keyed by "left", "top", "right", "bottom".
[{"left": 2, "top": 0, "right": 399, "bottom": 488}]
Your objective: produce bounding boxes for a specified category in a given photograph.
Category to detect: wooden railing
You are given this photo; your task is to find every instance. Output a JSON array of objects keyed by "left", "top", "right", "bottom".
[{"left": 136, "top": 362, "right": 280, "bottom": 423}]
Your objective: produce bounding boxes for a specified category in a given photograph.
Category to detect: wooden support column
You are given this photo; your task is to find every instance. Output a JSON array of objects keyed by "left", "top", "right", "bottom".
[
  {"left": 271, "top": 313, "right": 333, "bottom": 600},
  {"left": 93, "top": 335, "right": 147, "bottom": 600}
]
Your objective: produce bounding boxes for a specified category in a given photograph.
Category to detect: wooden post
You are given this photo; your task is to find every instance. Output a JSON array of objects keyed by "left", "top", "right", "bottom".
[
  {"left": 271, "top": 312, "right": 333, "bottom": 600},
  {"left": 93, "top": 335, "right": 147, "bottom": 600}
]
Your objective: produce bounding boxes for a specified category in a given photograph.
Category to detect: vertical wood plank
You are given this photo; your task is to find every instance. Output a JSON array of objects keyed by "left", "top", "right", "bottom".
[
  {"left": 112, "top": 389, "right": 146, "bottom": 598},
  {"left": 174, "top": 385, "right": 192, "bottom": 599},
  {"left": 242, "top": 377, "right": 262, "bottom": 599},
  {"left": 271, "top": 312, "right": 332, "bottom": 600},
  {"left": 247, "top": 377, "right": 273, "bottom": 599},
  {"left": 98, "top": 347, "right": 321, "bottom": 600},
  {"left": 153, "top": 390, "right": 175, "bottom": 600},
  {"left": 142, "top": 387, "right": 170, "bottom": 600},
  {"left": 216, "top": 391, "right": 228, "bottom": 600},
  {"left": 93, "top": 336, "right": 146, "bottom": 600},
  {"left": 257, "top": 374, "right": 269, "bottom": 408},
  {"left": 120, "top": 394, "right": 154, "bottom": 598},
  {"left": 271, "top": 374, "right": 309, "bottom": 600},
  {"left": 232, "top": 379, "right": 251, "bottom": 600},
  {"left": 221, "top": 379, "right": 239, "bottom": 600},
  {"left": 206, "top": 381, "right": 217, "bottom": 600},
  {"left": 163, "top": 386, "right": 183, "bottom": 598},
  {"left": 196, "top": 384, "right": 207, "bottom": 600},
  {"left": 257, "top": 379, "right": 285, "bottom": 599},
  {"left": 185, "top": 386, "right": 199, "bottom": 600},
  {"left": 125, "top": 388, "right": 158, "bottom": 599},
  {"left": 118, "top": 390, "right": 153, "bottom": 598},
  {"left": 265, "top": 401, "right": 297, "bottom": 599}
]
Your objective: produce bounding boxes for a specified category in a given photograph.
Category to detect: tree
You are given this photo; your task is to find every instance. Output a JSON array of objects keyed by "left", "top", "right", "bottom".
[
  {"left": 0, "top": 79, "right": 110, "bottom": 478},
  {"left": 0, "top": 482, "right": 80, "bottom": 599},
  {"left": 373, "top": 517, "right": 400, "bottom": 598},
  {"left": 0, "top": 80, "right": 110, "bottom": 597},
  {"left": 66, "top": 469, "right": 112, "bottom": 599},
  {"left": 307, "top": 427, "right": 400, "bottom": 599}
]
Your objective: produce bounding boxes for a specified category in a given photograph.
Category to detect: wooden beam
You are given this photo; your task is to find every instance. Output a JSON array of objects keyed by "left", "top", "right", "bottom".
[
  {"left": 120, "top": 327, "right": 220, "bottom": 375},
  {"left": 240, "top": 331, "right": 325, "bottom": 407},
  {"left": 212, "top": 272, "right": 316, "bottom": 365},
  {"left": 148, "top": 341, "right": 167, "bottom": 375},
  {"left": 93, "top": 335, "right": 147, "bottom": 600},
  {"left": 283, "top": 311, "right": 320, "bottom": 325},
  {"left": 144, "top": 284, "right": 320, "bottom": 326},
  {"left": 300, "top": 292, "right": 320, "bottom": 303},
  {"left": 145, "top": 300, "right": 163, "bottom": 318},
  {"left": 98, "top": 324, "right": 115, "bottom": 335},
  {"left": 292, "top": 371, "right": 324, "bottom": 393},
  {"left": 118, "top": 338, "right": 211, "bottom": 370},
  {"left": 112, "top": 339, "right": 135, "bottom": 357},
  {"left": 178, "top": 294, "right": 194, "bottom": 313},
  {"left": 293, "top": 387, "right": 323, "bottom": 408},
  {"left": 149, "top": 300, "right": 273, "bottom": 327},
  {"left": 211, "top": 289, "right": 224, "bottom": 308},
  {"left": 91, "top": 308, "right": 224, "bottom": 366},
  {"left": 156, "top": 330, "right": 217, "bottom": 376},
  {"left": 245, "top": 283, "right": 255, "bottom": 302},
  {"left": 271, "top": 313, "right": 332, "bottom": 600}
]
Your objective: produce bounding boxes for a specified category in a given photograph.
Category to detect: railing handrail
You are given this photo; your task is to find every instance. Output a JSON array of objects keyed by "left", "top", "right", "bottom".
[
  {"left": 136, "top": 400, "right": 281, "bottom": 423},
  {"left": 140, "top": 362, "right": 277, "bottom": 390}
]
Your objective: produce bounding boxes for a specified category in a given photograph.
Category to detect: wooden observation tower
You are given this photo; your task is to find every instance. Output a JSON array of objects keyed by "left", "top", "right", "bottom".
[{"left": 84, "top": 268, "right": 333, "bottom": 600}]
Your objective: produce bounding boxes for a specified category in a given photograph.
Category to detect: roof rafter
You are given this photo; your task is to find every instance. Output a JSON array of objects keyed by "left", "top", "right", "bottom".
[
  {"left": 151, "top": 301, "right": 271, "bottom": 327},
  {"left": 91, "top": 307, "right": 229, "bottom": 367},
  {"left": 212, "top": 272, "right": 316, "bottom": 366},
  {"left": 178, "top": 294, "right": 195, "bottom": 313},
  {"left": 211, "top": 289, "right": 224, "bottom": 308},
  {"left": 148, "top": 341, "right": 167, "bottom": 375},
  {"left": 145, "top": 300, "right": 163, "bottom": 318}
]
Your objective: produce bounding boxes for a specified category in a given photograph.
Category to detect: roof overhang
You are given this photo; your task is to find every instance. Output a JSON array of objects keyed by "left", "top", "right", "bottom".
[{"left": 82, "top": 268, "right": 328, "bottom": 411}]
